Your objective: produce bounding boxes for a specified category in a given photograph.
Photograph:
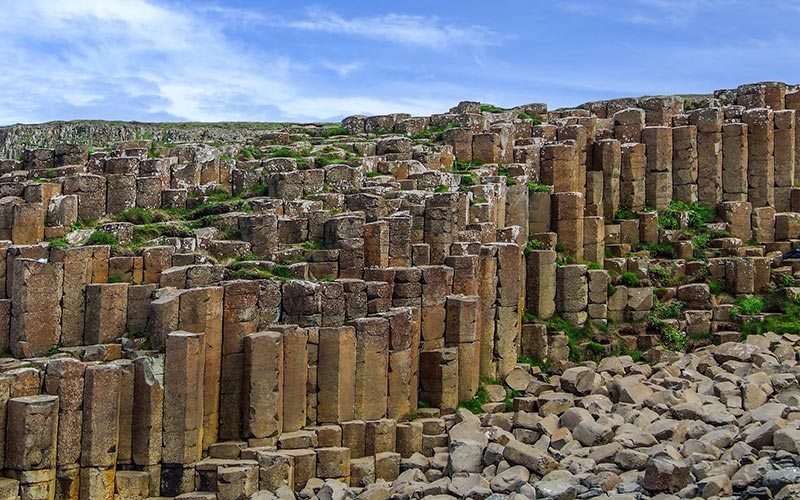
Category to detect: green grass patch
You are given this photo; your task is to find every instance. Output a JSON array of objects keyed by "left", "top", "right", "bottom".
[
  {"left": 631, "top": 242, "right": 677, "bottom": 259},
  {"left": 267, "top": 147, "right": 303, "bottom": 159},
  {"left": 586, "top": 341, "right": 604, "bottom": 356},
  {"left": 518, "top": 354, "right": 551, "bottom": 372},
  {"left": 129, "top": 224, "right": 165, "bottom": 248},
  {"left": 48, "top": 237, "right": 69, "bottom": 248},
  {"left": 615, "top": 207, "right": 638, "bottom": 220},
  {"left": 452, "top": 159, "right": 483, "bottom": 173},
  {"left": 777, "top": 273, "right": 796, "bottom": 288},
  {"left": 658, "top": 200, "right": 715, "bottom": 231},
  {"left": 183, "top": 197, "right": 250, "bottom": 221},
  {"left": 620, "top": 271, "right": 639, "bottom": 287},
  {"left": 480, "top": 104, "right": 507, "bottom": 113},
  {"left": 85, "top": 230, "right": 118, "bottom": 246},
  {"left": 735, "top": 296, "right": 765, "bottom": 316},
  {"left": 648, "top": 265, "right": 677, "bottom": 287},
  {"left": 517, "top": 112, "right": 542, "bottom": 125},
  {"left": 458, "top": 384, "right": 490, "bottom": 414},
  {"left": 271, "top": 264, "right": 293, "bottom": 279},
  {"left": 460, "top": 174, "right": 476, "bottom": 187},
  {"left": 116, "top": 207, "right": 174, "bottom": 225},
  {"left": 127, "top": 222, "right": 196, "bottom": 249},
  {"left": 220, "top": 226, "right": 242, "bottom": 240},
  {"left": 244, "top": 181, "right": 269, "bottom": 198},
  {"left": 320, "top": 125, "right": 351, "bottom": 137},
  {"left": 654, "top": 300, "right": 684, "bottom": 319},
  {"left": 412, "top": 123, "right": 457, "bottom": 141},
  {"left": 691, "top": 234, "right": 710, "bottom": 255},
  {"left": 435, "top": 184, "right": 449, "bottom": 193},
  {"left": 315, "top": 155, "right": 341, "bottom": 168},
  {"left": 527, "top": 182, "right": 552, "bottom": 193},
  {"left": 230, "top": 266, "right": 274, "bottom": 281},
  {"left": 238, "top": 145, "right": 264, "bottom": 161},
  {"left": 523, "top": 238, "right": 547, "bottom": 256},
  {"left": 649, "top": 315, "right": 687, "bottom": 351},
  {"left": 205, "top": 187, "right": 232, "bottom": 202},
  {"left": 545, "top": 315, "right": 597, "bottom": 362}
]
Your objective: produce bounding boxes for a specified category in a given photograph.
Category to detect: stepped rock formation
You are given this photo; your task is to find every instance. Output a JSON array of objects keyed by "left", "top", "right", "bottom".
[{"left": 0, "top": 81, "right": 799, "bottom": 499}]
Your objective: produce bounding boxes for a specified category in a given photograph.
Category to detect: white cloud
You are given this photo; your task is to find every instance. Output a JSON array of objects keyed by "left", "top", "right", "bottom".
[
  {"left": 321, "top": 61, "right": 364, "bottom": 78},
  {"left": 560, "top": 0, "right": 742, "bottom": 26},
  {"left": 0, "top": 1, "right": 460, "bottom": 124},
  {"left": 280, "top": 95, "right": 447, "bottom": 121},
  {"left": 286, "top": 7, "right": 499, "bottom": 49}
]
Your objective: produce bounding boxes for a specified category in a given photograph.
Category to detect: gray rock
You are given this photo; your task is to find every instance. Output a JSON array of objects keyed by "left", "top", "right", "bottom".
[
  {"left": 749, "top": 402, "right": 788, "bottom": 422},
  {"left": 448, "top": 474, "right": 488, "bottom": 498},
  {"left": 318, "top": 480, "right": 349, "bottom": 500},
  {"left": 486, "top": 384, "right": 507, "bottom": 403},
  {"left": 251, "top": 491, "right": 278, "bottom": 500},
  {"left": 776, "top": 483, "right": 800, "bottom": 499},
  {"left": 698, "top": 474, "right": 732, "bottom": 498},
  {"left": 560, "top": 366, "right": 599, "bottom": 395},
  {"left": 573, "top": 420, "right": 614, "bottom": 447},
  {"left": 612, "top": 376, "right": 653, "bottom": 405},
  {"left": 505, "top": 367, "right": 535, "bottom": 392},
  {"left": 614, "top": 449, "right": 649, "bottom": 471},
  {"left": 534, "top": 479, "right": 577, "bottom": 500},
  {"left": 775, "top": 428, "right": 800, "bottom": 454},
  {"left": 713, "top": 341, "right": 761, "bottom": 363},
  {"left": 483, "top": 442, "right": 505, "bottom": 466},
  {"left": 422, "top": 478, "right": 451, "bottom": 496},
  {"left": 401, "top": 453, "right": 429, "bottom": 472},
  {"left": 502, "top": 439, "right": 558, "bottom": 476},
  {"left": 745, "top": 419, "right": 786, "bottom": 449},
  {"left": 560, "top": 407, "right": 594, "bottom": 431},
  {"left": 449, "top": 439, "right": 485, "bottom": 473},
  {"left": 763, "top": 467, "right": 800, "bottom": 494},
  {"left": 395, "top": 469, "right": 427, "bottom": 485},
  {"left": 490, "top": 465, "right": 530, "bottom": 493},
  {"left": 642, "top": 457, "right": 690, "bottom": 493}
]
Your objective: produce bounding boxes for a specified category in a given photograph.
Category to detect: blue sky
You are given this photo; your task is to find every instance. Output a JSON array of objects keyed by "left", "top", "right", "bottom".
[{"left": 0, "top": 0, "right": 798, "bottom": 125}]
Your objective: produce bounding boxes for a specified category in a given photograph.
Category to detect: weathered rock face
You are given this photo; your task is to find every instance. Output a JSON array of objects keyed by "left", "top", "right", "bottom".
[{"left": 0, "top": 81, "right": 799, "bottom": 499}]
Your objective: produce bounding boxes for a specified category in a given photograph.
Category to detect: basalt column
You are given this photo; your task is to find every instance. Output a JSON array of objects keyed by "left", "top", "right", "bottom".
[
  {"left": 161, "top": 331, "right": 205, "bottom": 497},
  {"left": 774, "top": 109, "right": 796, "bottom": 212},
  {"left": 722, "top": 123, "right": 749, "bottom": 202},
  {"left": 742, "top": 108, "right": 775, "bottom": 208},
  {"left": 444, "top": 295, "right": 480, "bottom": 402},
  {"left": 672, "top": 125, "right": 698, "bottom": 203},
  {"left": 690, "top": 109, "right": 724, "bottom": 208},
  {"left": 642, "top": 126, "right": 673, "bottom": 210}
]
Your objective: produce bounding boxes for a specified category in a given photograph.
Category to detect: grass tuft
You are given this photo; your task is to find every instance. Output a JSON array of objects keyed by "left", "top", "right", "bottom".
[{"left": 85, "top": 230, "right": 118, "bottom": 246}]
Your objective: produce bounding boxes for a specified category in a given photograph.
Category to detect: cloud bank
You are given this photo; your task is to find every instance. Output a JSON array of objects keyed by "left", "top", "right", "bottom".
[{"left": 0, "top": 1, "right": 473, "bottom": 124}]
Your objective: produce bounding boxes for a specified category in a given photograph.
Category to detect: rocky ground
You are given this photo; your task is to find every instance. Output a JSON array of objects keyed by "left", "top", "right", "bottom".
[{"left": 250, "top": 336, "right": 800, "bottom": 500}]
